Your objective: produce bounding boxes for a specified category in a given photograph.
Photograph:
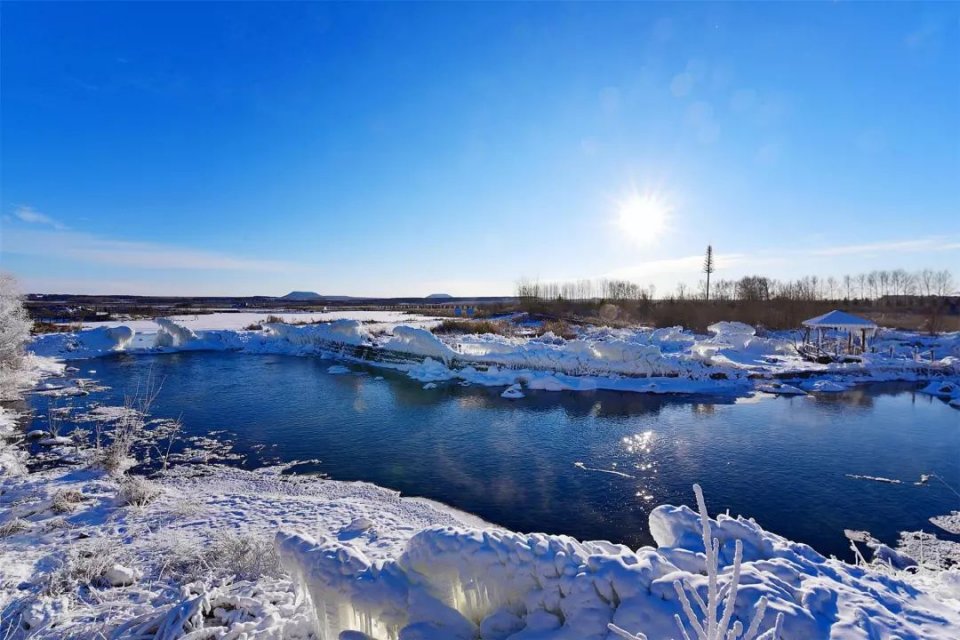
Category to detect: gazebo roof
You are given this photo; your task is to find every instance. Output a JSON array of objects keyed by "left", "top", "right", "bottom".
[{"left": 801, "top": 310, "right": 876, "bottom": 330}]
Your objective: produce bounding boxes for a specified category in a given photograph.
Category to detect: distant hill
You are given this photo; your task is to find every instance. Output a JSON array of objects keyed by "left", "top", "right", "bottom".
[
  {"left": 280, "top": 291, "right": 322, "bottom": 301},
  {"left": 426, "top": 293, "right": 453, "bottom": 299},
  {"left": 280, "top": 291, "right": 357, "bottom": 302}
]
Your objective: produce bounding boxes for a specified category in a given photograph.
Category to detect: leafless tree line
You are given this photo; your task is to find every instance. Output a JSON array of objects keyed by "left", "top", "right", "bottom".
[
  {"left": 516, "top": 278, "right": 657, "bottom": 303},
  {"left": 518, "top": 268, "right": 954, "bottom": 303}
]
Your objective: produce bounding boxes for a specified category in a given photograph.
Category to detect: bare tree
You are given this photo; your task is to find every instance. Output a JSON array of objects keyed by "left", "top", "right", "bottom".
[
  {"left": 866, "top": 271, "right": 879, "bottom": 299},
  {"left": 934, "top": 270, "right": 955, "bottom": 296},
  {"left": 826, "top": 276, "right": 838, "bottom": 300},
  {"left": 919, "top": 269, "right": 935, "bottom": 296}
]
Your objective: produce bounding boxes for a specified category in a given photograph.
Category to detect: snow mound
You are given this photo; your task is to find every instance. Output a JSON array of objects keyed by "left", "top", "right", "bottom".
[
  {"left": 278, "top": 505, "right": 960, "bottom": 640},
  {"left": 501, "top": 384, "right": 525, "bottom": 399},
  {"left": 31, "top": 325, "right": 135, "bottom": 358},
  {"left": 384, "top": 326, "right": 457, "bottom": 363},
  {"left": 265, "top": 319, "right": 369, "bottom": 348},
  {"left": 919, "top": 379, "right": 959, "bottom": 398},
  {"left": 802, "top": 379, "right": 851, "bottom": 393},
  {"left": 407, "top": 357, "right": 456, "bottom": 382},
  {"left": 708, "top": 321, "right": 756, "bottom": 338},
  {"left": 155, "top": 317, "right": 198, "bottom": 348},
  {"left": 756, "top": 382, "right": 806, "bottom": 396}
]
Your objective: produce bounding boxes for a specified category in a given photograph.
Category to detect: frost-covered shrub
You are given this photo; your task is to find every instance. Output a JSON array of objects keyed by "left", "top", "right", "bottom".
[
  {"left": 0, "top": 273, "right": 32, "bottom": 401},
  {"left": 157, "top": 531, "right": 281, "bottom": 583},
  {"left": 210, "top": 531, "right": 282, "bottom": 581},
  {"left": 40, "top": 539, "right": 124, "bottom": 595},
  {"left": 118, "top": 476, "right": 161, "bottom": 507},
  {"left": 96, "top": 375, "right": 163, "bottom": 475}
]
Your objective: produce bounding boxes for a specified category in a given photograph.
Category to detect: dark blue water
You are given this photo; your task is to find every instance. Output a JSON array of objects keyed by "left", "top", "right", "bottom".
[{"left": 29, "top": 352, "right": 959, "bottom": 559}]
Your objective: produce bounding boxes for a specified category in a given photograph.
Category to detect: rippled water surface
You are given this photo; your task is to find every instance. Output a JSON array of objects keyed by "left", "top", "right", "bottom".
[{"left": 30, "top": 352, "right": 960, "bottom": 559}]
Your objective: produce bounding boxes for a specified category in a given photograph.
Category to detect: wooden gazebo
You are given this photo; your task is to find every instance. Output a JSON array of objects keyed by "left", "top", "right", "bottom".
[{"left": 801, "top": 310, "right": 877, "bottom": 356}]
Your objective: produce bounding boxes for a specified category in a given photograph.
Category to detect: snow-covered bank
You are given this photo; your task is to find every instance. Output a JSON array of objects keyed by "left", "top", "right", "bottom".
[
  {"left": 278, "top": 490, "right": 960, "bottom": 640},
  {"left": 0, "top": 463, "right": 483, "bottom": 638},
  {"left": 30, "top": 317, "right": 960, "bottom": 398},
  {"left": 0, "top": 355, "right": 65, "bottom": 475},
  {"left": 2, "top": 460, "right": 958, "bottom": 639}
]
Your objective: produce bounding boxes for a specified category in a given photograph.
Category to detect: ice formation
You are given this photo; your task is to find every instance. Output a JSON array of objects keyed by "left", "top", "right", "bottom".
[
  {"left": 265, "top": 319, "right": 369, "bottom": 348},
  {"left": 277, "top": 499, "right": 960, "bottom": 639}
]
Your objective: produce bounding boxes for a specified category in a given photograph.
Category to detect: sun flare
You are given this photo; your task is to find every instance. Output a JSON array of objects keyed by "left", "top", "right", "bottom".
[{"left": 616, "top": 192, "right": 671, "bottom": 245}]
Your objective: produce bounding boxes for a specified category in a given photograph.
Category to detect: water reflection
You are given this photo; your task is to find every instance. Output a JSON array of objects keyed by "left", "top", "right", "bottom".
[{"left": 24, "top": 352, "right": 960, "bottom": 560}]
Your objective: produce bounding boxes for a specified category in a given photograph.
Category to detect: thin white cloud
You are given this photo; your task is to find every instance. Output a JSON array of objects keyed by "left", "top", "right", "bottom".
[
  {"left": 807, "top": 238, "right": 960, "bottom": 257},
  {"left": 2, "top": 227, "right": 296, "bottom": 272},
  {"left": 605, "top": 237, "right": 960, "bottom": 282},
  {"left": 12, "top": 206, "right": 67, "bottom": 230}
]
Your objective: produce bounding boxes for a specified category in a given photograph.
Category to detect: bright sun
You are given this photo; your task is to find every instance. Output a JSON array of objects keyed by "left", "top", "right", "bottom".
[{"left": 615, "top": 192, "right": 671, "bottom": 245}]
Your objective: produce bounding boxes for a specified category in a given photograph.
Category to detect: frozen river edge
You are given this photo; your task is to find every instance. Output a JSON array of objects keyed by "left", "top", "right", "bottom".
[
  {"left": 4, "top": 316, "right": 959, "bottom": 638},
  {"left": 2, "top": 437, "right": 959, "bottom": 640},
  {"left": 29, "top": 316, "right": 960, "bottom": 401}
]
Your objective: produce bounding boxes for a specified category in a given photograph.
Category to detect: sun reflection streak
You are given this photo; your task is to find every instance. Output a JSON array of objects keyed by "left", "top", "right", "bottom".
[{"left": 622, "top": 430, "right": 658, "bottom": 502}]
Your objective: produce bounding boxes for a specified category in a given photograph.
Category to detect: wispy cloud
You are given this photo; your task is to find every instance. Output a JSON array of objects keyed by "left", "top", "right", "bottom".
[
  {"left": 2, "top": 227, "right": 296, "bottom": 272},
  {"left": 12, "top": 206, "right": 67, "bottom": 230},
  {"left": 605, "top": 237, "right": 960, "bottom": 282},
  {"left": 807, "top": 237, "right": 960, "bottom": 257}
]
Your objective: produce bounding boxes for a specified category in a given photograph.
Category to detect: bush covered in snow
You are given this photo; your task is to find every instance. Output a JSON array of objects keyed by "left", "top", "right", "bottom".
[{"left": 0, "top": 273, "right": 32, "bottom": 401}]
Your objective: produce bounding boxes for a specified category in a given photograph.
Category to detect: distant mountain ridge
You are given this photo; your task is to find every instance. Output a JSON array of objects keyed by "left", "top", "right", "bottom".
[
  {"left": 425, "top": 293, "right": 453, "bottom": 299},
  {"left": 280, "top": 291, "right": 323, "bottom": 300}
]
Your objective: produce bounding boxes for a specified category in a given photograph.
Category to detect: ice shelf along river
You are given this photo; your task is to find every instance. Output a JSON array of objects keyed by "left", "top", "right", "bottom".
[{"left": 28, "top": 351, "right": 959, "bottom": 560}]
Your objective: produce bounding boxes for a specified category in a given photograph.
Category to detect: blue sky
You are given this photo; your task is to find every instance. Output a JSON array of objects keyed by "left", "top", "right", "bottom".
[{"left": 2, "top": 2, "right": 957, "bottom": 297}]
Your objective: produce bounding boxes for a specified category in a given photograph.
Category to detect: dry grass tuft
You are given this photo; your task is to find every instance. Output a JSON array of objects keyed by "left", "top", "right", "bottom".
[
  {"left": 433, "top": 319, "right": 512, "bottom": 336},
  {"left": 0, "top": 518, "right": 31, "bottom": 538},
  {"left": 51, "top": 489, "right": 85, "bottom": 514}
]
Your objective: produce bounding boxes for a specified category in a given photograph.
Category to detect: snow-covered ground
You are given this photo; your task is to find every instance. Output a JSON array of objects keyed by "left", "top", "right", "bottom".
[
  {"left": 1, "top": 455, "right": 958, "bottom": 639},
  {"left": 30, "top": 315, "right": 960, "bottom": 400}
]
